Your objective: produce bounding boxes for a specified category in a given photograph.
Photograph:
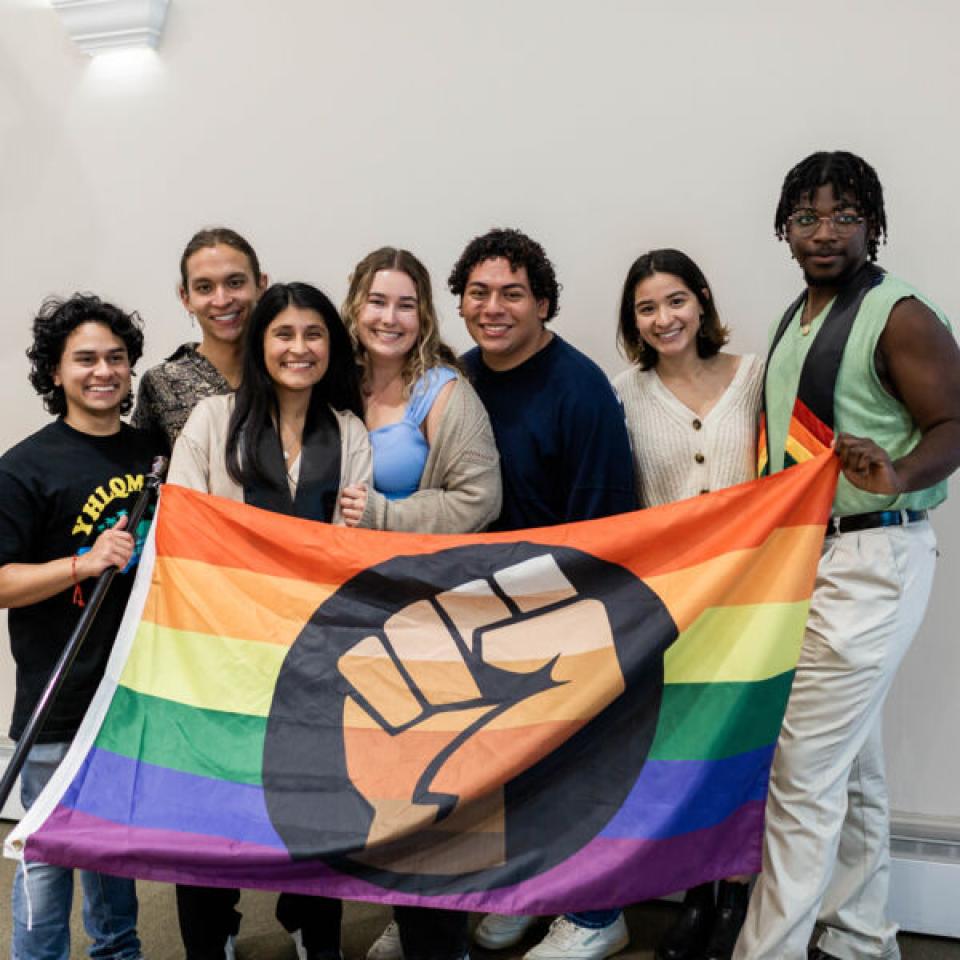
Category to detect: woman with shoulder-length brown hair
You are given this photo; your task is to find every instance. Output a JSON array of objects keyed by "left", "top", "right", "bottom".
[{"left": 614, "top": 248, "right": 763, "bottom": 960}]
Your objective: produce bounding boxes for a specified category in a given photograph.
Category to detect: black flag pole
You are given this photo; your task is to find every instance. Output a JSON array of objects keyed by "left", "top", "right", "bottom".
[{"left": 0, "top": 456, "right": 167, "bottom": 814}]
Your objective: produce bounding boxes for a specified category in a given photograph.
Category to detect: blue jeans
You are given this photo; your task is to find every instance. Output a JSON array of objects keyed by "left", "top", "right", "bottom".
[
  {"left": 564, "top": 910, "right": 621, "bottom": 928},
  {"left": 11, "top": 741, "right": 142, "bottom": 960}
]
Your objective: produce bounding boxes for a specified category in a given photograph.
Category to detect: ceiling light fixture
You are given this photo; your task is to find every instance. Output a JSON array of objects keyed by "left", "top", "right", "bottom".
[{"left": 51, "top": 0, "right": 170, "bottom": 55}]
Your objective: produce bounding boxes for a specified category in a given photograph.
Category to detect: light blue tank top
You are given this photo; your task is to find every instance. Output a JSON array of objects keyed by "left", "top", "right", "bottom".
[{"left": 370, "top": 367, "right": 457, "bottom": 500}]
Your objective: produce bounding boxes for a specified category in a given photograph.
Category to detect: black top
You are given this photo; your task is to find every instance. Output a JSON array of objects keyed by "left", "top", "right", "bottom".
[
  {"left": 463, "top": 336, "right": 637, "bottom": 531},
  {"left": 0, "top": 420, "right": 155, "bottom": 741}
]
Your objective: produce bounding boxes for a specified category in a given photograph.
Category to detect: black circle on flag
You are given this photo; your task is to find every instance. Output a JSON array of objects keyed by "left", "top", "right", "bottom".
[{"left": 263, "top": 541, "right": 677, "bottom": 894}]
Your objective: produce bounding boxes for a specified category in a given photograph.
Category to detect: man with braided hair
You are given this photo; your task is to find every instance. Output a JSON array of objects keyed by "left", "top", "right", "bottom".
[{"left": 733, "top": 152, "right": 960, "bottom": 960}]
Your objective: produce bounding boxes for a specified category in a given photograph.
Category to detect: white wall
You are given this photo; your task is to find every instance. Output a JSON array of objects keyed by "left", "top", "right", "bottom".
[{"left": 0, "top": 0, "right": 958, "bottom": 820}]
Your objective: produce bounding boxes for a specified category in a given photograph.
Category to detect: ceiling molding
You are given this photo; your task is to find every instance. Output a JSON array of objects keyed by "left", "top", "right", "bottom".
[{"left": 51, "top": 0, "right": 170, "bottom": 55}]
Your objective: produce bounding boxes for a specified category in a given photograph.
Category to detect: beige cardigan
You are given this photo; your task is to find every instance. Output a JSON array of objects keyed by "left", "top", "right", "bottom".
[
  {"left": 358, "top": 374, "right": 501, "bottom": 534},
  {"left": 168, "top": 393, "right": 372, "bottom": 526}
]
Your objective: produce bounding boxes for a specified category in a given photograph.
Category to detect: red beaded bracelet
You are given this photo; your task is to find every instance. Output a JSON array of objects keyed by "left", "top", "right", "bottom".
[{"left": 71, "top": 555, "right": 84, "bottom": 608}]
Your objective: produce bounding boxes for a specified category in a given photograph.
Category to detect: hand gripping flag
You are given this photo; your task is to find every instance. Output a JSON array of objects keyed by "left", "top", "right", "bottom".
[{"left": 6, "top": 452, "right": 838, "bottom": 914}]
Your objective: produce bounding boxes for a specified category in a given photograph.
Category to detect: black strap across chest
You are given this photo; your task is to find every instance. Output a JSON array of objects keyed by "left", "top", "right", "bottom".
[
  {"left": 765, "top": 262, "right": 884, "bottom": 431},
  {"left": 243, "top": 405, "right": 342, "bottom": 522}
]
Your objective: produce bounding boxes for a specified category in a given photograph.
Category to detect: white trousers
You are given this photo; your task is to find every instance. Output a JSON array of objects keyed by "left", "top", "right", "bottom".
[{"left": 733, "top": 520, "right": 937, "bottom": 960}]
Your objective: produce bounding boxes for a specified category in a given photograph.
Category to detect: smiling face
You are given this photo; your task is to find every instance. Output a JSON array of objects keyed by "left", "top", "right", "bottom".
[
  {"left": 632, "top": 272, "right": 704, "bottom": 361},
  {"left": 787, "top": 183, "right": 870, "bottom": 288},
  {"left": 180, "top": 243, "right": 264, "bottom": 348},
  {"left": 263, "top": 306, "right": 330, "bottom": 398},
  {"left": 460, "top": 257, "right": 549, "bottom": 371},
  {"left": 54, "top": 322, "right": 131, "bottom": 433},
  {"left": 356, "top": 270, "right": 420, "bottom": 367}
]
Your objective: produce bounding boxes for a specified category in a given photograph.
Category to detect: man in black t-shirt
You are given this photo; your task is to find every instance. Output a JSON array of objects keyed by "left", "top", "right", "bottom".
[{"left": 0, "top": 294, "right": 155, "bottom": 960}]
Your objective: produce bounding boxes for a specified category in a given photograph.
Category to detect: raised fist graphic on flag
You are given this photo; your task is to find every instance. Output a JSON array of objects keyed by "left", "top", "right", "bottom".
[{"left": 264, "top": 541, "right": 676, "bottom": 893}]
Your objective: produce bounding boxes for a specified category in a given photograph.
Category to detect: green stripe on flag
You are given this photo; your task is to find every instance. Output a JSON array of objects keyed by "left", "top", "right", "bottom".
[
  {"left": 650, "top": 670, "right": 794, "bottom": 761},
  {"left": 97, "top": 685, "right": 266, "bottom": 785},
  {"left": 97, "top": 669, "right": 795, "bottom": 785}
]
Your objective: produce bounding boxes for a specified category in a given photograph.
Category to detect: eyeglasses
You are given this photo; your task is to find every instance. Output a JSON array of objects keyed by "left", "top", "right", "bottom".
[{"left": 787, "top": 211, "right": 865, "bottom": 237}]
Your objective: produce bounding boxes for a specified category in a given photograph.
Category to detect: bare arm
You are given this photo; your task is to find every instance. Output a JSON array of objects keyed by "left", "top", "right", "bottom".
[
  {"left": 835, "top": 298, "right": 960, "bottom": 494},
  {"left": 0, "top": 515, "right": 134, "bottom": 609},
  {"left": 423, "top": 379, "right": 455, "bottom": 446}
]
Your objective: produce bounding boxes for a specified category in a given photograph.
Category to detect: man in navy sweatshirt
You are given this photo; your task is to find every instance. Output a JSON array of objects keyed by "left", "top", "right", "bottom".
[{"left": 455, "top": 228, "right": 636, "bottom": 960}]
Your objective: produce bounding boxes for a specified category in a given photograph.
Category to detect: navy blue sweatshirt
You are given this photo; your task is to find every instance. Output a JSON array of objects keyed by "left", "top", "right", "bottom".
[{"left": 464, "top": 336, "right": 637, "bottom": 531}]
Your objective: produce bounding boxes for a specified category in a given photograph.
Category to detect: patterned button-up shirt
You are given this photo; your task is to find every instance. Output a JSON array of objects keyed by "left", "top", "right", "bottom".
[{"left": 132, "top": 343, "right": 232, "bottom": 453}]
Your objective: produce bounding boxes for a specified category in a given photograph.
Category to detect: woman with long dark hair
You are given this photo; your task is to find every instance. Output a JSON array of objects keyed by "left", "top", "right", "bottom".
[
  {"left": 168, "top": 281, "right": 371, "bottom": 960},
  {"left": 171, "top": 281, "right": 370, "bottom": 516}
]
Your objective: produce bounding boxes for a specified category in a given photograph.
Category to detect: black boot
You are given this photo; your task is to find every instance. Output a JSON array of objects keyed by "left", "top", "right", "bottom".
[
  {"left": 655, "top": 883, "right": 715, "bottom": 960},
  {"left": 702, "top": 880, "right": 750, "bottom": 960}
]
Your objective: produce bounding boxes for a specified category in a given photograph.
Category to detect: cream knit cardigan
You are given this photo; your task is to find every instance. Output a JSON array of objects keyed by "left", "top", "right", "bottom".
[
  {"left": 612, "top": 354, "right": 764, "bottom": 508},
  {"left": 168, "top": 393, "right": 372, "bottom": 526}
]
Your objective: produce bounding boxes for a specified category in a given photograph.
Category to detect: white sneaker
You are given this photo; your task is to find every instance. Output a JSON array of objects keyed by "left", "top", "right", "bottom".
[
  {"left": 225, "top": 935, "right": 237, "bottom": 960},
  {"left": 367, "top": 921, "right": 404, "bottom": 960},
  {"left": 292, "top": 930, "right": 307, "bottom": 960},
  {"left": 291, "top": 930, "right": 344, "bottom": 960},
  {"left": 522, "top": 915, "right": 628, "bottom": 960},
  {"left": 473, "top": 914, "right": 537, "bottom": 949}
]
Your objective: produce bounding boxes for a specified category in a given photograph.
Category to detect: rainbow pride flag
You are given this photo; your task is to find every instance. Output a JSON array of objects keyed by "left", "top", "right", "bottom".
[
  {"left": 758, "top": 399, "right": 833, "bottom": 477},
  {"left": 6, "top": 452, "right": 837, "bottom": 913}
]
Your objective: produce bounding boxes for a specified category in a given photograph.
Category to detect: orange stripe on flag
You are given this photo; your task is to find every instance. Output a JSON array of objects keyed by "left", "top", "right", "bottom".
[
  {"left": 158, "top": 454, "right": 838, "bottom": 583},
  {"left": 643, "top": 525, "right": 824, "bottom": 631},
  {"left": 149, "top": 556, "right": 335, "bottom": 646}
]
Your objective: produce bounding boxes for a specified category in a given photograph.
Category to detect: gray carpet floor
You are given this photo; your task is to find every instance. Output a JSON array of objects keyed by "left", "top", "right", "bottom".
[{"left": 1, "top": 822, "right": 957, "bottom": 959}]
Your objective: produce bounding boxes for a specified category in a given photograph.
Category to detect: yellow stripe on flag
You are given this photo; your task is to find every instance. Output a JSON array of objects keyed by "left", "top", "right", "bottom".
[
  {"left": 120, "top": 623, "right": 286, "bottom": 715},
  {"left": 664, "top": 600, "right": 809, "bottom": 684},
  {"left": 785, "top": 434, "right": 817, "bottom": 465}
]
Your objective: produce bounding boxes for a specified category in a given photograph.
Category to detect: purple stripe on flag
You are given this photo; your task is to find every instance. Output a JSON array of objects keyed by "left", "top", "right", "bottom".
[
  {"left": 63, "top": 748, "right": 286, "bottom": 849},
  {"left": 27, "top": 802, "right": 764, "bottom": 912},
  {"left": 62, "top": 745, "right": 771, "bottom": 850}
]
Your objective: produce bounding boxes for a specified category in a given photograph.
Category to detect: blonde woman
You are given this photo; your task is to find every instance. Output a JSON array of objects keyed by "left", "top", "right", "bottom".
[
  {"left": 340, "top": 247, "right": 501, "bottom": 960},
  {"left": 340, "top": 246, "right": 500, "bottom": 533}
]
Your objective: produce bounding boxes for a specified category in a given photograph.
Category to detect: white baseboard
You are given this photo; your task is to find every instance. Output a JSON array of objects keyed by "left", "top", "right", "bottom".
[
  {"left": 889, "top": 856, "right": 960, "bottom": 938},
  {"left": 0, "top": 738, "right": 25, "bottom": 821},
  {"left": 889, "top": 816, "right": 960, "bottom": 938}
]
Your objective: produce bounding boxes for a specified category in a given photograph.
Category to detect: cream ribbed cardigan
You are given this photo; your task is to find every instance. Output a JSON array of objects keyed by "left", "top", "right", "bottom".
[{"left": 612, "top": 354, "right": 764, "bottom": 508}]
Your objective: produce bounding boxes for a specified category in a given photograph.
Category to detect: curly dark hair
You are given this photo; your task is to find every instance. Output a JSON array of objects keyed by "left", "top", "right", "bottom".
[
  {"left": 448, "top": 228, "right": 561, "bottom": 321},
  {"left": 27, "top": 294, "right": 144, "bottom": 416},
  {"left": 617, "top": 249, "right": 728, "bottom": 370},
  {"left": 775, "top": 151, "right": 887, "bottom": 261}
]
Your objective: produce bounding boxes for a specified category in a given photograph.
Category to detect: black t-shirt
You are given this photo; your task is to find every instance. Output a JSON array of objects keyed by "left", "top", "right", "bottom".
[{"left": 0, "top": 420, "right": 156, "bottom": 741}]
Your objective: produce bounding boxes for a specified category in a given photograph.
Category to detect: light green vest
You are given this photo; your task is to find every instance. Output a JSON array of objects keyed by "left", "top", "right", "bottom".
[{"left": 766, "top": 273, "right": 951, "bottom": 516}]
